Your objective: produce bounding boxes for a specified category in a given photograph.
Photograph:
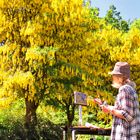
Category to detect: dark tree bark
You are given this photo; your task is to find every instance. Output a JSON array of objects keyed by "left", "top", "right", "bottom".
[
  {"left": 66, "top": 103, "right": 75, "bottom": 140},
  {"left": 25, "top": 97, "right": 39, "bottom": 140},
  {"left": 66, "top": 104, "right": 75, "bottom": 127}
]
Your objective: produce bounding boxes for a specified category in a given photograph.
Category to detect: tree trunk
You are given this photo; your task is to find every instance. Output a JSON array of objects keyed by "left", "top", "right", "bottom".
[
  {"left": 66, "top": 104, "right": 75, "bottom": 140},
  {"left": 25, "top": 97, "right": 39, "bottom": 140},
  {"left": 66, "top": 105, "right": 75, "bottom": 127}
]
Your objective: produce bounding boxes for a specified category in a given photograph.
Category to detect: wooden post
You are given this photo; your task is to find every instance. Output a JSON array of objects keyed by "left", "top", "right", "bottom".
[{"left": 79, "top": 105, "right": 82, "bottom": 126}]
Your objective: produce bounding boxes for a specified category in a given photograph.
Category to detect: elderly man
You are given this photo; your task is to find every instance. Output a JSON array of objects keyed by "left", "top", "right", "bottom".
[{"left": 95, "top": 62, "right": 140, "bottom": 140}]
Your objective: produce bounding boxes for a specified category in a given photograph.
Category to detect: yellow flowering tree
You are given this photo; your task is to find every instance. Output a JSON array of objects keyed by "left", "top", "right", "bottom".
[
  {"left": 109, "top": 26, "right": 140, "bottom": 95},
  {"left": 0, "top": 0, "right": 102, "bottom": 137}
]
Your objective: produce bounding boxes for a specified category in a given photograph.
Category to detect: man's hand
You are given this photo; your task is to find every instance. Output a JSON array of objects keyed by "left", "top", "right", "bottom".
[
  {"left": 93, "top": 98, "right": 103, "bottom": 105},
  {"left": 100, "top": 105, "right": 114, "bottom": 114}
]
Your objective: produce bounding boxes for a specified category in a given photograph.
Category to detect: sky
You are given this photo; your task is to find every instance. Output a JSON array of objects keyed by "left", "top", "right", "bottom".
[{"left": 91, "top": 0, "right": 140, "bottom": 21}]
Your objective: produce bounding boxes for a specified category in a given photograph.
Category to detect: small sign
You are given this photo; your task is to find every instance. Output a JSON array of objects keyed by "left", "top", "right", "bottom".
[{"left": 74, "top": 91, "right": 87, "bottom": 106}]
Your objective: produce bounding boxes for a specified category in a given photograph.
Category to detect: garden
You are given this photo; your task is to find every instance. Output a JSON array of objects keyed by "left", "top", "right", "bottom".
[{"left": 0, "top": 0, "right": 140, "bottom": 140}]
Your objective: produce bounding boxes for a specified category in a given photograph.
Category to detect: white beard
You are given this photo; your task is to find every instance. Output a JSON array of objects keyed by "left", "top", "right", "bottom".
[
  {"left": 112, "top": 80, "right": 136, "bottom": 89},
  {"left": 111, "top": 82, "right": 122, "bottom": 89}
]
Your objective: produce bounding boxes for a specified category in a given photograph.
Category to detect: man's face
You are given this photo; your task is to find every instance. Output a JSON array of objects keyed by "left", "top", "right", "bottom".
[{"left": 112, "top": 74, "right": 123, "bottom": 88}]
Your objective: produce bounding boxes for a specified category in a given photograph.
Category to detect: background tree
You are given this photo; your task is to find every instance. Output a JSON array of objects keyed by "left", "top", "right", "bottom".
[
  {"left": 0, "top": 0, "right": 101, "bottom": 138},
  {"left": 130, "top": 18, "right": 140, "bottom": 29},
  {"left": 105, "top": 5, "right": 129, "bottom": 32}
]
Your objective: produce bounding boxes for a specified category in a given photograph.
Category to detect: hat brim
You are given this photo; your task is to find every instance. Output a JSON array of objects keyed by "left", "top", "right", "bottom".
[{"left": 108, "top": 71, "right": 122, "bottom": 75}]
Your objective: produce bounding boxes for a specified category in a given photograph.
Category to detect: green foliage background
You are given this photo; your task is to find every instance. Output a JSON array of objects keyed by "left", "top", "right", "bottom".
[{"left": 0, "top": 99, "right": 111, "bottom": 140}]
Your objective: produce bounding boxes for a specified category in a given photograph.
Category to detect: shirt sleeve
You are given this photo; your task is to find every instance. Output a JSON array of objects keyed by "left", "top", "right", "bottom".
[{"left": 118, "top": 86, "right": 134, "bottom": 122}]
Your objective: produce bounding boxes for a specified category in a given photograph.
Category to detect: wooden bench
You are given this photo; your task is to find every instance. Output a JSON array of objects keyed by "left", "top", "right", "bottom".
[{"left": 63, "top": 126, "right": 111, "bottom": 140}]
